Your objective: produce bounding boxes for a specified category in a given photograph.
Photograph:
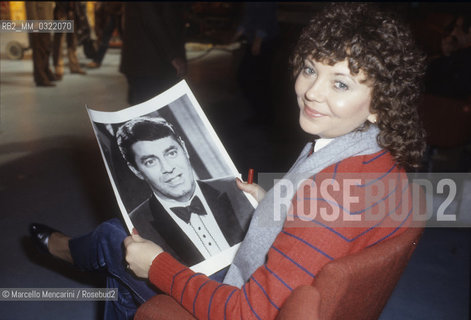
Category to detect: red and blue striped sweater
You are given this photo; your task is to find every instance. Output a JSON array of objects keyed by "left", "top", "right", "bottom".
[{"left": 149, "top": 150, "right": 413, "bottom": 319}]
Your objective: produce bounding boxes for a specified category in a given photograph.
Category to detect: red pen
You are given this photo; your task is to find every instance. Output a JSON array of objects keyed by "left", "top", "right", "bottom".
[{"left": 247, "top": 168, "right": 254, "bottom": 184}]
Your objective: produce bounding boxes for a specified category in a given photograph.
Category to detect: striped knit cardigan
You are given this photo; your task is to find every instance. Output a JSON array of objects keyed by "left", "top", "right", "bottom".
[{"left": 148, "top": 149, "right": 413, "bottom": 319}]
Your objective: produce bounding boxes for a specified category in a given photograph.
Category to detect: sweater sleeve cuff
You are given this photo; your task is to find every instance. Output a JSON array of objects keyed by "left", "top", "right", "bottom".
[{"left": 148, "top": 252, "right": 191, "bottom": 294}]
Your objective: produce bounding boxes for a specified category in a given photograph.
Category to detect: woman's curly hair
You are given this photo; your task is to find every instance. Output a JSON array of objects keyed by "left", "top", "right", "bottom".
[{"left": 290, "top": 3, "right": 427, "bottom": 169}]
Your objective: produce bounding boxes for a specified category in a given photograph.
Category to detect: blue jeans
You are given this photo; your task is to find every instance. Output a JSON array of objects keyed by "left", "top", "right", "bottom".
[{"left": 69, "top": 218, "right": 227, "bottom": 320}]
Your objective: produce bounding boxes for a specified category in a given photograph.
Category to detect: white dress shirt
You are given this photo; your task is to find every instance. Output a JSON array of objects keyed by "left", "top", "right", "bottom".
[
  {"left": 314, "top": 138, "right": 333, "bottom": 152},
  {"left": 154, "top": 184, "right": 230, "bottom": 259}
]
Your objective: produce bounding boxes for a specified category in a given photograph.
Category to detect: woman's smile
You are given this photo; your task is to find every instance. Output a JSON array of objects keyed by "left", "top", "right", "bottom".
[{"left": 302, "top": 104, "right": 328, "bottom": 118}]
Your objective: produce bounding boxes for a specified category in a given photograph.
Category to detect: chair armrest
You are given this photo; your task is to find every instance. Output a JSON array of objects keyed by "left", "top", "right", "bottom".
[{"left": 276, "top": 285, "right": 320, "bottom": 320}]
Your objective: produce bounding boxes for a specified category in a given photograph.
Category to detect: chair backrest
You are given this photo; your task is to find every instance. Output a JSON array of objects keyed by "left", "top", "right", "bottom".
[
  {"left": 277, "top": 225, "right": 424, "bottom": 320},
  {"left": 318, "top": 226, "right": 423, "bottom": 320}
]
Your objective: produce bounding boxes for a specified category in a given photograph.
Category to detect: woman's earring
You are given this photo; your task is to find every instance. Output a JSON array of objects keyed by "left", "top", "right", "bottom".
[{"left": 367, "top": 114, "right": 377, "bottom": 124}]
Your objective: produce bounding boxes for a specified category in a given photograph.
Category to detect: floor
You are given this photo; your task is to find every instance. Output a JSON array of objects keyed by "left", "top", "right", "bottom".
[{"left": 0, "top": 32, "right": 469, "bottom": 319}]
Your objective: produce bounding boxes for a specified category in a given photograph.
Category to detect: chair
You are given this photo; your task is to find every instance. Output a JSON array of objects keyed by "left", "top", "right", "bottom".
[
  {"left": 276, "top": 224, "right": 424, "bottom": 320},
  {"left": 134, "top": 224, "right": 424, "bottom": 320},
  {"left": 135, "top": 294, "right": 195, "bottom": 320}
]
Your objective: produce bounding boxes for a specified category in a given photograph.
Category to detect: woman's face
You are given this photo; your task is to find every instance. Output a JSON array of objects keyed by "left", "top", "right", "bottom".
[{"left": 295, "top": 58, "right": 376, "bottom": 138}]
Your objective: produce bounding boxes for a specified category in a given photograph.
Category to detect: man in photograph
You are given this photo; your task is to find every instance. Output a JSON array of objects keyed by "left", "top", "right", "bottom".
[{"left": 116, "top": 117, "right": 253, "bottom": 265}]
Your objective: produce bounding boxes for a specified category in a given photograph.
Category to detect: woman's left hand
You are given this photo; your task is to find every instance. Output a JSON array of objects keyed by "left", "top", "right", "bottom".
[{"left": 124, "top": 233, "right": 163, "bottom": 278}]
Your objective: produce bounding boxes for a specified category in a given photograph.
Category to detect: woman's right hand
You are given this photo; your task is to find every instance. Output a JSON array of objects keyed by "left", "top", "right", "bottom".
[
  {"left": 236, "top": 178, "right": 266, "bottom": 202},
  {"left": 124, "top": 233, "right": 163, "bottom": 279}
]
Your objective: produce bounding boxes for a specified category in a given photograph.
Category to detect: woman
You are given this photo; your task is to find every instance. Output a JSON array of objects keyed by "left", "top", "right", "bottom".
[{"left": 32, "top": 3, "right": 426, "bottom": 319}]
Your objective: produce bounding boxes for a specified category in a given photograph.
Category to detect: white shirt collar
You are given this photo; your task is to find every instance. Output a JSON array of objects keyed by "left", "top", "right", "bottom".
[{"left": 314, "top": 138, "right": 333, "bottom": 152}]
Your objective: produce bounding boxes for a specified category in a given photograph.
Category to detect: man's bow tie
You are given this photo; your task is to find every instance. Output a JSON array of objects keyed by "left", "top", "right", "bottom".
[{"left": 170, "top": 196, "right": 207, "bottom": 223}]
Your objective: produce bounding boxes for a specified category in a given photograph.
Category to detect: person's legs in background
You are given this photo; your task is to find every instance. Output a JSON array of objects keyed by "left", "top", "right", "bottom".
[
  {"left": 25, "top": 2, "right": 56, "bottom": 87},
  {"left": 52, "top": 30, "right": 86, "bottom": 77},
  {"left": 52, "top": 31, "right": 65, "bottom": 80},
  {"left": 30, "top": 32, "right": 56, "bottom": 87},
  {"left": 88, "top": 15, "right": 117, "bottom": 68},
  {"left": 65, "top": 31, "right": 86, "bottom": 74}
]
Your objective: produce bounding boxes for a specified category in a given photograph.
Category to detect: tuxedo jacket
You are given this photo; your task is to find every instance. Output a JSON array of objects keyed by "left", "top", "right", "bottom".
[{"left": 129, "top": 177, "right": 254, "bottom": 265}]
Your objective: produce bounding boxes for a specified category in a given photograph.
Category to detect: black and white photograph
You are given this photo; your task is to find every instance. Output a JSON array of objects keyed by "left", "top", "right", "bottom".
[
  {"left": 2, "top": 2, "right": 470, "bottom": 319},
  {"left": 87, "top": 81, "right": 255, "bottom": 273}
]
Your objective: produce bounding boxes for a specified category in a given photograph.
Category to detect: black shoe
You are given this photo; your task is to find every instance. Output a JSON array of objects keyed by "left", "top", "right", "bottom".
[{"left": 29, "top": 223, "right": 58, "bottom": 254}]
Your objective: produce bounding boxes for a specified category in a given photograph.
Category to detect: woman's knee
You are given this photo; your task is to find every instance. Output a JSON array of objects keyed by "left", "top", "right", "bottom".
[{"left": 94, "top": 218, "right": 128, "bottom": 245}]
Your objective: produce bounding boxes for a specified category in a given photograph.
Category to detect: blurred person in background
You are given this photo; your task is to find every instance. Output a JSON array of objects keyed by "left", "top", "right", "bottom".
[
  {"left": 52, "top": 1, "right": 87, "bottom": 79},
  {"left": 425, "top": 14, "right": 471, "bottom": 99},
  {"left": 120, "top": 3, "right": 188, "bottom": 105},
  {"left": 87, "top": 2, "right": 123, "bottom": 69},
  {"left": 25, "top": 2, "right": 57, "bottom": 87},
  {"left": 233, "top": 2, "right": 279, "bottom": 124}
]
